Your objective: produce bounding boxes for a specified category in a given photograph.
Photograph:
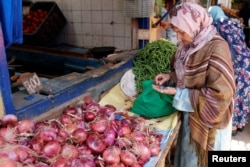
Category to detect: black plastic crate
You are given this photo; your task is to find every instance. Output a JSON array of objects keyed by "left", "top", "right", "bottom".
[{"left": 23, "top": 2, "right": 67, "bottom": 46}]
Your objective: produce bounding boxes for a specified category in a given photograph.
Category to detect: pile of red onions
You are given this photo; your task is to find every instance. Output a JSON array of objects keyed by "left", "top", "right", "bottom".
[{"left": 0, "top": 96, "right": 162, "bottom": 167}]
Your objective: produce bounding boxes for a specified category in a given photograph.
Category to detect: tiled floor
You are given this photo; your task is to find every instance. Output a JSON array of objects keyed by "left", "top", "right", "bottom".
[{"left": 230, "top": 117, "right": 250, "bottom": 150}]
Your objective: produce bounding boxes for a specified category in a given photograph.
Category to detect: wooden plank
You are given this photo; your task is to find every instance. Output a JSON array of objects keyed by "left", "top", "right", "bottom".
[
  {"left": 9, "top": 44, "right": 90, "bottom": 59},
  {"left": 156, "top": 114, "right": 181, "bottom": 167}
]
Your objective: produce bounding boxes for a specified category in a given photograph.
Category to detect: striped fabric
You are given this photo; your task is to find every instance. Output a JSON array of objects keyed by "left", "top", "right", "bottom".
[{"left": 181, "top": 36, "right": 236, "bottom": 151}]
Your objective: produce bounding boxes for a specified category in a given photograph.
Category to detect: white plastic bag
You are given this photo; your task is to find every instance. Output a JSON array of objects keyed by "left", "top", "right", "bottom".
[{"left": 120, "top": 69, "right": 137, "bottom": 97}]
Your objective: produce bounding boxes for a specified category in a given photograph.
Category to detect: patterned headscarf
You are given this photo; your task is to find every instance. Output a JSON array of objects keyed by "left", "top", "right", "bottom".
[{"left": 169, "top": 2, "right": 217, "bottom": 88}]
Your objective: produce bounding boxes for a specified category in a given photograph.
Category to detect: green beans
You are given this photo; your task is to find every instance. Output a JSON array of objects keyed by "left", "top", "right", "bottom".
[{"left": 132, "top": 38, "right": 177, "bottom": 94}]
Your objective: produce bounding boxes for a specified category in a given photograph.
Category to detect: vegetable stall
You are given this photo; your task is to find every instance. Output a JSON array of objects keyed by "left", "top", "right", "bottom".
[{"left": 0, "top": 39, "right": 181, "bottom": 166}]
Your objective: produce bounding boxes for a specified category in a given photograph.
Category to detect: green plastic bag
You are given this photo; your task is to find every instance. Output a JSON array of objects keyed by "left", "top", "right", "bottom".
[{"left": 131, "top": 80, "right": 176, "bottom": 118}]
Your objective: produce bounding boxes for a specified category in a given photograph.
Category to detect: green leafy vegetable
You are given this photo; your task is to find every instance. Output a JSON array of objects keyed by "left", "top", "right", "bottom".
[{"left": 132, "top": 38, "right": 177, "bottom": 94}]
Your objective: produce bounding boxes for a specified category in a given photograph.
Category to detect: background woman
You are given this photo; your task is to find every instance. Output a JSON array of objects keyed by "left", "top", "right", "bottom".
[{"left": 208, "top": 6, "right": 250, "bottom": 136}]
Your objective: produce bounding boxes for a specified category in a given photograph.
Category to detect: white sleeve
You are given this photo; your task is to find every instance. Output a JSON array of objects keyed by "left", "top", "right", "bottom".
[{"left": 173, "top": 88, "right": 194, "bottom": 112}]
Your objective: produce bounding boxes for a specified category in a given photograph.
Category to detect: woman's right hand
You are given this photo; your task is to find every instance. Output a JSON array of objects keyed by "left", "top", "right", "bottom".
[{"left": 154, "top": 73, "right": 170, "bottom": 86}]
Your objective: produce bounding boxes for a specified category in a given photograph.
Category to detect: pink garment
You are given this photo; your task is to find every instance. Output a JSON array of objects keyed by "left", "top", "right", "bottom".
[{"left": 169, "top": 2, "right": 217, "bottom": 88}]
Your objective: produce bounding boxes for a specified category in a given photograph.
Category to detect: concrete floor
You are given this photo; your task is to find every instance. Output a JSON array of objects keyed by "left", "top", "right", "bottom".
[{"left": 230, "top": 116, "right": 250, "bottom": 150}]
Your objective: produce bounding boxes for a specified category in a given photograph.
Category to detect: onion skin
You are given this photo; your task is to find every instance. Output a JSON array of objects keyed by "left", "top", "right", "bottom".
[
  {"left": 42, "top": 141, "right": 61, "bottom": 158},
  {"left": 71, "top": 128, "right": 88, "bottom": 144},
  {"left": 103, "top": 128, "right": 116, "bottom": 146},
  {"left": 84, "top": 111, "right": 96, "bottom": 122},
  {"left": 51, "top": 156, "right": 67, "bottom": 167},
  {"left": 0, "top": 157, "right": 17, "bottom": 167},
  {"left": 102, "top": 147, "right": 121, "bottom": 165},
  {"left": 86, "top": 133, "right": 107, "bottom": 154},
  {"left": 120, "top": 150, "right": 137, "bottom": 166},
  {"left": 64, "top": 106, "right": 77, "bottom": 114},
  {"left": 90, "top": 118, "right": 108, "bottom": 133},
  {"left": 61, "top": 144, "right": 79, "bottom": 161},
  {"left": 1, "top": 114, "right": 18, "bottom": 127},
  {"left": 17, "top": 119, "right": 35, "bottom": 133}
]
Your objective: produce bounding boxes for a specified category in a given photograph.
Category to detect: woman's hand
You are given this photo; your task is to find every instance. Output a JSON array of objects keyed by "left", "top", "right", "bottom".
[
  {"left": 154, "top": 73, "right": 170, "bottom": 86},
  {"left": 152, "top": 85, "right": 176, "bottom": 95}
]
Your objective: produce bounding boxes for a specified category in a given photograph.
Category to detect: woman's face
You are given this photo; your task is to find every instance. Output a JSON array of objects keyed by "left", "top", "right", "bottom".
[{"left": 171, "top": 25, "right": 193, "bottom": 45}]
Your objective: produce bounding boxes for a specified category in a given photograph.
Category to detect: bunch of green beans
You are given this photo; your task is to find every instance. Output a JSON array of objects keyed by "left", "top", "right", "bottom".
[{"left": 132, "top": 38, "right": 177, "bottom": 94}]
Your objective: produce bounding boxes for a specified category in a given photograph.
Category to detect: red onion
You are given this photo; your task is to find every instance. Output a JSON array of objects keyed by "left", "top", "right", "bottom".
[
  {"left": 84, "top": 111, "right": 96, "bottom": 122},
  {"left": 13, "top": 145, "right": 29, "bottom": 161},
  {"left": 71, "top": 128, "right": 88, "bottom": 144},
  {"left": 90, "top": 118, "right": 108, "bottom": 133},
  {"left": 77, "top": 146, "right": 92, "bottom": 155},
  {"left": 102, "top": 146, "right": 121, "bottom": 165},
  {"left": 0, "top": 157, "right": 17, "bottom": 167},
  {"left": 51, "top": 156, "right": 67, "bottom": 167},
  {"left": 86, "top": 103, "right": 101, "bottom": 113},
  {"left": 117, "top": 126, "right": 131, "bottom": 137},
  {"left": 0, "top": 127, "right": 17, "bottom": 143},
  {"left": 60, "top": 114, "right": 73, "bottom": 125},
  {"left": 35, "top": 162, "right": 50, "bottom": 167},
  {"left": 58, "top": 129, "right": 69, "bottom": 139},
  {"left": 16, "top": 119, "right": 35, "bottom": 133},
  {"left": 131, "top": 132, "right": 146, "bottom": 142},
  {"left": 37, "top": 129, "right": 57, "bottom": 142},
  {"left": 120, "top": 150, "right": 137, "bottom": 166},
  {"left": 61, "top": 144, "right": 79, "bottom": 160},
  {"left": 42, "top": 141, "right": 61, "bottom": 158},
  {"left": 101, "top": 104, "right": 116, "bottom": 117},
  {"left": 133, "top": 143, "right": 151, "bottom": 165},
  {"left": 83, "top": 96, "right": 94, "bottom": 105},
  {"left": 64, "top": 105, "right": 77, "bottom": 114},
  {"left": 1, "top": 114, "right": 18, "bottom": 127},
  {"left": 29, "top": 138, "right": 43, "bottom": 154},
  {"left": 150, "top": 144, "right": 161, "bottom": 156},
  {"left": 86, "top": 133, "right": 107, "bottom": 154},
  {"left": 103, "top": 128, "right": 116, "bottom": 146}
]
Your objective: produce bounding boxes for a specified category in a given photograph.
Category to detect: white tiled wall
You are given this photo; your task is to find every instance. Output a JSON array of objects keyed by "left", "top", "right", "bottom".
[{"left": 31, "top": 0, "right": 133, "bottom": 51}]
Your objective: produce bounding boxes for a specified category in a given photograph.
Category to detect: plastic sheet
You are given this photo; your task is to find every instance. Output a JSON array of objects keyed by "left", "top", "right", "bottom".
[{"left": 0, "top": 0, "right": 23, "bottom": 47}]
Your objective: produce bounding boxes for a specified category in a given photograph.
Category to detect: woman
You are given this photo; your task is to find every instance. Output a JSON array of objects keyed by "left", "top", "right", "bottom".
[
  {"left": 153, "top": 2, "right": 235, "bottom": 167},
  {"left": 208, "top": 6, "right": 250, "bottom": 135}
]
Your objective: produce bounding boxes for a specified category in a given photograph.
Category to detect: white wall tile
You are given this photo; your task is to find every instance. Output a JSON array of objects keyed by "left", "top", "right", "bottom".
[
  {"left": 125, "top": 24, "right": 132, "bottom": 37},
  {"left": 92, "top": 36, "right": 103, "bottom": 46},
  {"left": 102, "top": 11, "right": 113, "bottom": 24},
  {"left": 102, "top": 0, "right": 113, "bottom": 10},
  {"left": 113, "top": 0, "right": 122, "bottom": 10},
  {"left": 113, "top": 11, "right": 124, "bottom": 24},
  {"left": 81, "top": 0, "right": 92, "bottom": 11},
  {"left": 83, "top": 35, "right": 93, "bottom": 48},
  {"left": 72, "top": 0, "right": 82, "bottom": 10},
  {"left": 72, "top": 11, "right": 82, "bottom": 22},
  {"left": 103, "top": 36, "right": 114, "bottom": 46},
  {"left": 82, "top": 23, "right": 93, "bottom": 35},
  {"left": 72, "top": 22, "right": 83, "bottom": 35},
  {"left": 39, "top": 0, "right": 133, "bottom": 50},
  {"left": 82, "top": 11, "right": 92, "bottom": 23},
  {"left": 91, "top": 0, "right": 102, "bottom": 10},
  {"left": 124, "top": 37, "right": 132, "bottom": 50},
  {"left": 103, "top": 24, "right": 113, "bottom": 36},
  {"left": 61, "top": 0, "right": 72, "bottom": 10},
  {"left": 114, "top": 37, "right": 125, "bottom": 51},
  {"left": 91, "top": 11, "right": 102, "bottom": 23},
  {"left": 114, "top": 24, "right": 124, "bottom": 37},
  {"left": 74, "top": 34, "right": 84, "bottom": 46},
  {"left": 92, "top": 24, "right": 103, "bottom": 36}
]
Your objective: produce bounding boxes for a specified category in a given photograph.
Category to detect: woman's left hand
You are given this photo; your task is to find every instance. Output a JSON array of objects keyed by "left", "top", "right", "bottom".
[{"left": 152, "top": 85, "right": 177, "bottom": 95}]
